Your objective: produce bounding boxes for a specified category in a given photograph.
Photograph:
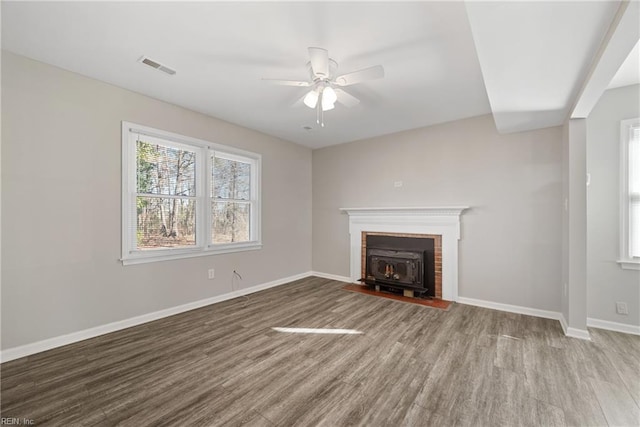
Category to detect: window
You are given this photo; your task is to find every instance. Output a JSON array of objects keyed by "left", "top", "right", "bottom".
[
  {"left": 619, "top": 118, "right": 640, "bottom": 270},
  {"left": 122, "top": 122, "right": 261, "bottom": 265}
]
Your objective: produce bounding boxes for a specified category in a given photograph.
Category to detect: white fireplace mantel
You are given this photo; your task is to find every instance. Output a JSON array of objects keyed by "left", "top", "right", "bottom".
[{"left": 340, "top": 206, "right": 469, "bottom": 301}]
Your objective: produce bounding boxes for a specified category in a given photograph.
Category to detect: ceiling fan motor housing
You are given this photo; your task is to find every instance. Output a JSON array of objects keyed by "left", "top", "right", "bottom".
[{"left": 307, "top": 59, "right": 338, "bottom": 81}]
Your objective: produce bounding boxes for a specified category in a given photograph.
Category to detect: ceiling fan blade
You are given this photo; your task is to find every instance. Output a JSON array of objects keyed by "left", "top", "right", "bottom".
[
  {"left": 308, "top": 47, "right": 329, "bottom": 78},
  {"left": 335, "top": 65, "right": 384, "bottom": 87},
  {"left": 262, "top": 78, "right": 310, "bottom": 87},
  {"left": 334, "top": 88, "right": 360, "bottom": 108}
]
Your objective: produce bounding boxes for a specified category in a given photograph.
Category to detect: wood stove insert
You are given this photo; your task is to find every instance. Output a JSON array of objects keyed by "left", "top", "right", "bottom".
[{"left": 361, "top": 234, "right": 437, "bottom": 298}]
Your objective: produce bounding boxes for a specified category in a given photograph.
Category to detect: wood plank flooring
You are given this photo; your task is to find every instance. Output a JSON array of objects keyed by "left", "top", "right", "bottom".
[
  {"left": 1, "top": 276, "right": 639, "bottom": 426},
  {"left": 341, "top": 284, "right": 451, "bottom": 309}
]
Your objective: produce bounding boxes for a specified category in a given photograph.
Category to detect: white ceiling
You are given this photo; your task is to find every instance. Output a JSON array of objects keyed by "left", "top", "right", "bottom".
[
  {"left": 608, "top": 40, "right": 640, "bottom": 89},
  {"left": 465, "top": 0, "right": 621, "bottom": 133},
  {"left": 1, "top": 1, "right": 633, "bottom": 148}
]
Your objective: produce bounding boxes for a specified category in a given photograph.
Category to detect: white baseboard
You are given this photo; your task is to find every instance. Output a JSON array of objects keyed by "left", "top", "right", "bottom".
[
  {"left": 310, "top": 271, "right": 354, "bottom": 283},
  {"left": 565, "top": 327, "right": 592, "bottom": 340},
  {"left": 559, "top": 314, "right": 569, "bottom": 334},
  {"left": 457, "top": 296, "right": 563, "bottom": 321},
  {"left": 566, "top": 328, "right": 592, "bottom": 340},
  {"left": 558, "top": 314, "right": 591, "bottom": 340},
  {"left": 0, "top": 271, "right": 313, "bottom": 363},
  {"left": 587, "top": 317, "right": 640, "bottom": 336},
  {"left": 458, "top": 297, "right": 592, "bottom": 340}
]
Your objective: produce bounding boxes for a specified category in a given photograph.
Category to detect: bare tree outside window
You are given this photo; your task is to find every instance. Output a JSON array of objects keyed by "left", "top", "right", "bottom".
[
  {"left": 123, "top": 122, "right": 261, "bottom": 265},
  {"left": 212, "top": 156, "right": 251, "bottom": 243},
  {"left": 136, "top": 140, "right": 196, "bottom": 249}
]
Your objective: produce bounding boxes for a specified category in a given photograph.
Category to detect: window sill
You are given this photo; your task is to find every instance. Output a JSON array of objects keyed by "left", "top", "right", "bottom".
[
  {"left": 121, "top": 242, "right": 262, "bottom": 265},
  {"left": 617, "top": 259, "right": 640, "bottom": 271}
]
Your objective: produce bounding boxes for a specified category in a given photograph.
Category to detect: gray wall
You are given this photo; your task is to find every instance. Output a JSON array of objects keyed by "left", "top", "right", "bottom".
[
  {"left": 562, "top": 118, "right": 588, "bottom": 332},
  {"left": 561, "top": 122, "right": 570, "bottom": 324},
  {"left": 313, "top": 114, "right": 563, "bottom": 311},
  {"left": 1, "top": 52, "right": 313, "bottom": 350},
  {"left": 587, "top": 84, "right": 640, "bottom": 326}
]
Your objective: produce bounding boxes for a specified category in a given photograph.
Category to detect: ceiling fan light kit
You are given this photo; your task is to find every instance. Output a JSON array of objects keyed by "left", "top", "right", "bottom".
[
  {"left": 322, "top": 86, "right": 337, "bottom": 108},
  {"left": 263, "top": 47, "right": 384, "bottom": 128},
  {"left": 304, "top": 85, "right": 337, "bottom": 110},
  {"left": 303, "top": 90, "right": 318, "bottom": 109}
]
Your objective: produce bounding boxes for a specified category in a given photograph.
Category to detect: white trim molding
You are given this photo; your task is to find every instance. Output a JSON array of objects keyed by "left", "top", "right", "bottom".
[
  {"left": 340, "top": 206, "right": 469, "bottom": 301},
  {"left": 457, "top": 296, "right": 562, "bottom": 321},
  {"left": 339, "top": 206, "right": 469, "bottom": 217},
  {"left": 587, "top": 317, "right": 640, "bottom": 336},
  {"left": 619, "top": 117, "right": 640, "bottom": 268},
  {"left": 559, "top": 314, "right": 592, "bottom": 340},
  {"left": 566, "top": 327, "right": 592, "bottom": 341},
  {"left": 0, "top": 271, "right": 313, "bottom": 363},
  {"left": 458, "top": 297, "right": 592, "bottom": 340},
  {"left": 310, "top": 271, "right": 355, "bottom": 283},
  {"left": 617, "top": 260, "right": 640, "bottom": 270}
]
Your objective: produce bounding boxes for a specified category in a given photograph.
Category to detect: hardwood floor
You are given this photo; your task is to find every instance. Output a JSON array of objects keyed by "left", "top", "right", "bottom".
[{"left": 1, "top": 276, "right": 639, "bottom": 426}]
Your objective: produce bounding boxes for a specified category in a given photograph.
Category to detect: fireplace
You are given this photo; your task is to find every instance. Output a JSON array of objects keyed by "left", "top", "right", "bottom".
[
  {"left": 362, "top": 233, "right": 438, "bottom": 297},
  {"left": 341, "top": 206, "right": 468, "bottom": 301}
]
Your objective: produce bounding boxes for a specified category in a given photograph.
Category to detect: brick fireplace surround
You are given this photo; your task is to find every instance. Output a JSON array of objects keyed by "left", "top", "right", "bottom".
[{"left": 341, "top": 207, "right": 468, "bottom": 301}]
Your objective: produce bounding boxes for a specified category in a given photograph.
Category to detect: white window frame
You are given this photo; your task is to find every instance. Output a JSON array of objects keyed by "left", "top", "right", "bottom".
[
  {"left": 121, "top": 121, "right": 262, "bottom": 265},
  {"left": 618, "top": 117, "right": 639, "bottom": 270}
]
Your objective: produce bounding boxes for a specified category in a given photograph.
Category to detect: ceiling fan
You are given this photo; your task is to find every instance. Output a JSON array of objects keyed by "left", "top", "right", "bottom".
[{"left": 263, "top": 47, "right": 384, "bottom": 127}]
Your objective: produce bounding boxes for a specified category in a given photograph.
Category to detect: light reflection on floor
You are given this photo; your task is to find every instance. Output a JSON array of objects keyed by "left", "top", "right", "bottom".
[{"left": 272, "top": 327, "right": 364, "bottom": 335}]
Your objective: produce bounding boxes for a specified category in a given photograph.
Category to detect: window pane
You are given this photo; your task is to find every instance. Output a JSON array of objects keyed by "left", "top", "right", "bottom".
[
  {"left": 629, "top": 127, "right": 639, "bottom": 194},
  {"left": 631, "top": 200, "right": 640, "bottom": 258},
  {"left": 136, "top": 197, "right": 196, "bottom": 249},
  {"left": 212, "top": 201, "right": 250, "bottom": 243},
  {"left": 630, "top": 126, "right": 640, "bottom": 257},
  {"left": 212, "top": 156, "right": 251, "bottom": 200},
  {"left": 137, "top": 140, "right": 196, "bottom": 196}
]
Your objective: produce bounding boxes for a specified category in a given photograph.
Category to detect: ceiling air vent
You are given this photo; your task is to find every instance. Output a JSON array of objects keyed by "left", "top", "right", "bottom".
[{"left": 138, "top": 56, "right": 176, "bottom": 75}]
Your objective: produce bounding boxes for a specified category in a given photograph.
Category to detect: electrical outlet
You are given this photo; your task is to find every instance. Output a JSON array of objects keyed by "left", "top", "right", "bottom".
[
  {"left": 394, "top": 181, "right": 403, "bottom": 188},
  {"left": 616, "top": 302, "right": 628, "bottom": 315},
  {"left": 208, "top": 269, "right": 215, "bottom": 279}
]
